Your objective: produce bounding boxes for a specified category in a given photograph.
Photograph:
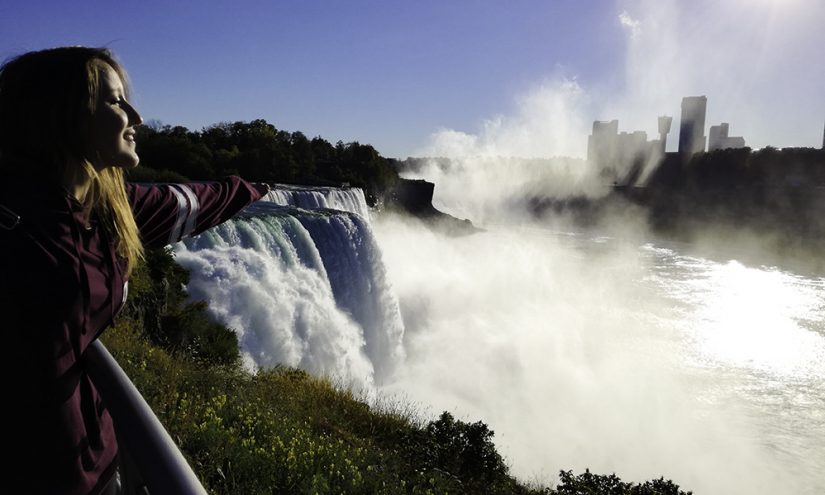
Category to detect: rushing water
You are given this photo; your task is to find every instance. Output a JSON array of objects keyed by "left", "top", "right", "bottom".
[
  {"left": 177, "top": 186, "right": 825, "bottom": 494},
  {"left": 374, "top": 220, "right": 825, "bottom": 495},
  {"left": 175, "top": 193, "right": 403, "bottom": 388},
  {"left": 639, "top": 241, "right": 825, "bottom": 492}
]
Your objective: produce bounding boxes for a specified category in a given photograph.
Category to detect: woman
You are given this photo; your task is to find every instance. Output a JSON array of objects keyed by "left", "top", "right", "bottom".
[{"left": 0, "top": 47, "right": 269, "bottom": 494}]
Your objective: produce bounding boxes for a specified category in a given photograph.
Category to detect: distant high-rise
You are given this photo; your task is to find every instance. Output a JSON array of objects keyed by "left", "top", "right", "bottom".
[
  {"left": 587, "top": 118, "right": 665, "bottom": 185},
  {"left": 587, "top": 120, "right": 619, "bottom": 168},
  {"left": 617, "top": 130, "right": 648, "bottom": 164},
  {"left": 822, "top": 120, "right": 825, "bottom": 149},
  {"left": 708, "top": 123, "right": 746, "bottom": 151},
  {"left": 678, "top": 96, "right": 707, "bottom": 154},
  {"left": 658, "top": 116, "right": 673, "bottom": 152}
]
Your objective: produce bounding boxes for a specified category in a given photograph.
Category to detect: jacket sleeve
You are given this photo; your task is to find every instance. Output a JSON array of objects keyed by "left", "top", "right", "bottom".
[{"left": 128, "top": 176, "right": 268, "bottom": 249}]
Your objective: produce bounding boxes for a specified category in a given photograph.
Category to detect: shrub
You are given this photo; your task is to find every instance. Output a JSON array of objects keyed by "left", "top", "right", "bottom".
[
  {"left": 159, "top": 301, "right": 240, "bottom": 366},
  {"left": 123, "top": 247, "right": 239, "bottom": 366},
  {"left": 424, "top": 412, "right": 507, "bottom": 482},
  {"left": 554, "top": 469, "right": 691, "bottom": 495}
]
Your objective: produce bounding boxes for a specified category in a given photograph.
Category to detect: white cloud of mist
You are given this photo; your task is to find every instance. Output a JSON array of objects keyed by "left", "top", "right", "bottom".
[
  {"left": 375, "top": 215, "right": 824, "bottom": 493},
  {"left": 428, "top": 78, "right": 591, "bottom": 159},
  {"left": 413, "top": 78, "right": 599, "bottom": 223},
  {"left": 619, "top": 11, "right": 641, "bottom": 39},
  {"left": 401, "top": 155, "right": 607, "bottom": 225},
  {"left": 410, "top": 0, "right": 824, "bottom": 224}
]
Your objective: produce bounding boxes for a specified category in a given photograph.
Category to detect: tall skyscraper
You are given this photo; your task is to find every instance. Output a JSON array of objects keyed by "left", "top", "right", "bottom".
[
  {"left": 658, "top": 115, "right": 673, "bottom": 152},
  {"left": 708, "top": 123, "right": 746, "bottom": 151},
  {"left": 587, "top": 120, "right": 619, "bottom": 168},
  {"left": 678, "top": 96, "right": 707, "bottom": 154}
]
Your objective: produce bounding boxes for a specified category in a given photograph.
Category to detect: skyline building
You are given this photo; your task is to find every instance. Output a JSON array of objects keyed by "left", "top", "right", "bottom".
[
  {"left": 587, "top": 120, "right": 619, "bottom": 169},
  {"left": 678, "top": 96, "right": 707, "bottom": 154},
  {"left": 587, "top": 117, "right": 670, "bottom": 184},
  {"left": 708, "top": 123, "right": 746, "bottom": 151},
  {"left": 587, "top": 98, "right": 820, "bottom": 179},
  {"left": 658, "top": 116, "right": 673, "bottom": 153}
]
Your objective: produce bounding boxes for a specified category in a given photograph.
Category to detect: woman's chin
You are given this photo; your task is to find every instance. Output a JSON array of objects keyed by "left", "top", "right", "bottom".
[{"left": 100, "top": 153, "right": 140, "bottom": 170}]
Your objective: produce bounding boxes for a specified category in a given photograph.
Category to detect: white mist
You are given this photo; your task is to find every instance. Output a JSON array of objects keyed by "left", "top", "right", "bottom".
[{"left": 374, "top": 215, "right": 825, "bottom": 494}]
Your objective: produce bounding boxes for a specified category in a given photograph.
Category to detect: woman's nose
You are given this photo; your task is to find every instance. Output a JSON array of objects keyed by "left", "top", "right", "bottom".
[{"left": 125, "top": 101, "right": 143, "bottom": 126}]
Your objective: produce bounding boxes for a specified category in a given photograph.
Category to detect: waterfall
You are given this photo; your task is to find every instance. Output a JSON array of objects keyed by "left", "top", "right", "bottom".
[
  {"left": 262, "top": 184, "right": 371, "bottom": 220},
  {"left": 173, "top": 188, "right": 403, "bottom": 388}
]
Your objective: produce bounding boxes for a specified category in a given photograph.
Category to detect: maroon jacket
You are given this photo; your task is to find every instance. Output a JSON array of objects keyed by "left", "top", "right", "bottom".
[{"left": 0, "top": 175, "right": 266, "bottom": 494}]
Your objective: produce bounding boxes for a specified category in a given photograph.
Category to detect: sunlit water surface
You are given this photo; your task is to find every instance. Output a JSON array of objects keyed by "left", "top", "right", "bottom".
[
  {"left": 375, "top": 220, "right": 825, "bottom": 495},
  {"left": 642, "top": 242, "right": 825, "bottom": 491}
]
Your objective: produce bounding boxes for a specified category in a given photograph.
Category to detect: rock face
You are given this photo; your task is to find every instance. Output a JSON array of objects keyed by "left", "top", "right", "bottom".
[
  {"left": 390, "top": 178, "right": 437, "bottom": 215},
  {"left": 386, "top": 178, "right": 479, "bottom": 235}
]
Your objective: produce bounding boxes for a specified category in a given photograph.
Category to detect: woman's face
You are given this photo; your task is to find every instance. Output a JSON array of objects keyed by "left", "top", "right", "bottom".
[{"left": 87, "top": 63, "right": 143, "bottom": 169}]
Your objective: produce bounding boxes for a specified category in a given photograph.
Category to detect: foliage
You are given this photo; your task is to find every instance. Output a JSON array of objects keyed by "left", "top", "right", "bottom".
[
  {"left": 159, "top": 300, "right": 240, "bottom": 367},
  {"left": 421, "top": 412, "right": 509, "bottom": 487},
  {"left": 614, "top": 147, "right": 825, "bottom": 257},
  {"left": 133, "top": 119, "right": 399, "bottom": 204},
  {"left": 554, "top": 469, "right": 691, "bottom": 495},
  {"left": 644, "top": 147, "right": 825, "bottom": 191},
  {"left": 121, "top": 248, "right": 239, "bottom": 367},
  {"left": 102, "top": 321, "right": 521, "bottom": 494}
]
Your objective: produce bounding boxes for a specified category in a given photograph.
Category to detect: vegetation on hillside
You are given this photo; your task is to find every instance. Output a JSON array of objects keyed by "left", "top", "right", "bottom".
[{"left": 131, "top": 119, "right": 399, "bottom": 204}]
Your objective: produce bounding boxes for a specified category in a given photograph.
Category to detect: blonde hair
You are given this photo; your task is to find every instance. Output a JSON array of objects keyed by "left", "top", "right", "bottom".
[
  {"left": 82, "top": 164, "right": 144, "bottom": 274},
  {"left": 0, "top": 47, "right": 144, "bottom": 273}
]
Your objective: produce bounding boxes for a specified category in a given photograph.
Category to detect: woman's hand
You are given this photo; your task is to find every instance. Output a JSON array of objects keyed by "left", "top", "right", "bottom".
[{"left": 251, "top": 182, "right": 271, "bottom": 197}]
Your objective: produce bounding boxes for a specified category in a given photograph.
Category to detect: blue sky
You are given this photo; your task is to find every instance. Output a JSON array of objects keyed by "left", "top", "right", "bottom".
[{"left": 1, "top": 0, "right": 823, "bottom": 158}]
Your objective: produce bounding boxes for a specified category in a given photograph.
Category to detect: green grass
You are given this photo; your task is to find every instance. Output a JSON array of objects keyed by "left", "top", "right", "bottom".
[{"left": 102, "top": 320, "right": 543, "bottom": 494}]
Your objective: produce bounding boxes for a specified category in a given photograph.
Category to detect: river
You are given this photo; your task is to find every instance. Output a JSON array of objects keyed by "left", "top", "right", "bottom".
[{"left": 374, "top": 218, "right": 825, "bottom": 494}]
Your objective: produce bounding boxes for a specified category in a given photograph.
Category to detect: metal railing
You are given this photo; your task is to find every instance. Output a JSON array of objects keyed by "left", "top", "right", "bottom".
[{"left": 85, "top": 340, "right": 208, "bottom": 495}]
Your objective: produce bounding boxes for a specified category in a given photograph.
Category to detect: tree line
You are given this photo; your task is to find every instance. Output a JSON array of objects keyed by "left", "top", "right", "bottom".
[
  {"left": 131, "top": 119, "right": 399, "bottom": 205},
  {"left": 645, "top": 146, "right": 825, "bottom": 190}
]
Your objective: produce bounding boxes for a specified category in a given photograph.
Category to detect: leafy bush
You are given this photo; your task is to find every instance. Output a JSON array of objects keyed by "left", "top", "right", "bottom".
[
  {"left": 103, "top": 323, "right": 473, "bottom": 494},
  {"left": 122, "top": 247, "right": 238, "bottom": 366},
  {"left": 424, "top": 412, "right": 507, "bottom": 483},
  {"left": 159, "top": 301, "right": 240, "bottom": 366},
  {"left": 555, "top": 469, "right": 691, "bottom": 495}
]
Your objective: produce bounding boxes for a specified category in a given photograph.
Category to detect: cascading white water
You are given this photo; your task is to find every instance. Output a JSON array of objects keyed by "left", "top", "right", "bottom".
[
  {"left": 263, "top": 184, "right": 371, "bottom": 220},
  {"left": 170, "top": 181, "right": 825, "bottom": 493},
  {"left": 173, "top": 190, "right": 403, "bottom": 388}
]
